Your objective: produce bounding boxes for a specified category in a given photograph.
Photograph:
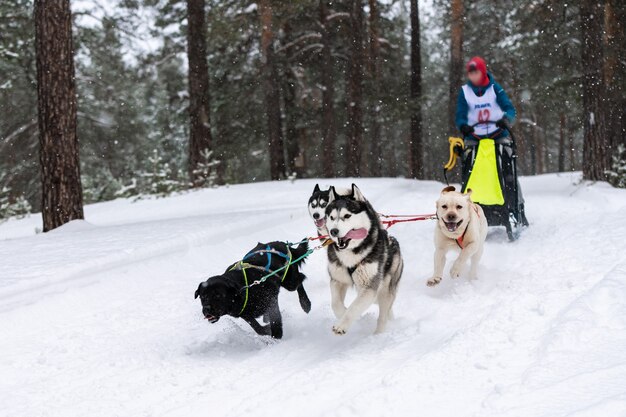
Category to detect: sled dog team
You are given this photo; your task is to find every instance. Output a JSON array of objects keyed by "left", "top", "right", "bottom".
[{"left": 195, "top": 184, "right": 487, "bottom": 339}]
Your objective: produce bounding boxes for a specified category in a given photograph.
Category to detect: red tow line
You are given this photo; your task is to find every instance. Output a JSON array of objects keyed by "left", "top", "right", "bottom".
[
  {"left": 308, "top": 234, "right": 329, "bottom": 241},
  {"left": 378, "top": 213, "right": 437, "bottom": 229}
]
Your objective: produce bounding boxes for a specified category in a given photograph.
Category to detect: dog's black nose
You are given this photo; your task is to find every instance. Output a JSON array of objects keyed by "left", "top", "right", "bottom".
[
  {"left": 330, "top": 228, "right": 339, "bottom": 237},
  {"left": 446, "top": 214, "right": 456, "bottom": 221},
  {"left": 313, "top": 213, "right": 320, "bottom": 219}
]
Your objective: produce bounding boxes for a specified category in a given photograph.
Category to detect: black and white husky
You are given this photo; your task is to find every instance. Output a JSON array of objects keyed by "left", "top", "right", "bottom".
[
  {"left": 325, "top": 184, "right": 403, "bottom": 335},
  {"left": 307, "top": 184, "right": 353, "bottom": 237},
  {"left": 308, "top": 184, "right": 332, "bottom": 237}
]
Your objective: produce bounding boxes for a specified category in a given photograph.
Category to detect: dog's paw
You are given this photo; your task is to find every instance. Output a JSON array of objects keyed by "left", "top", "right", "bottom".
[
  {"left": 427, "top": 276, "right": 442, "bottom": 286},
  {"left": 450, "top": 261, "right": 464, "bottom": 279},
  {"left": 332, "top": 325, "right": 347, "bottom": 335}
]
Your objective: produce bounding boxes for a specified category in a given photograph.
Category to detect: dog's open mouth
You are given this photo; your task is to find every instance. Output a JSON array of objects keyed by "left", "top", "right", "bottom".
[
  {"left": 337, "top": 237, "right": 351, "bottom": 250},
  {"left": 205, "top": 314, "right": 220, "bottom": 323},
  {"left": 315, "top": 218, "right": 325, "bottom": 228},
  {"left": 335, "top": 228, "right": 368, "bottom": 250},
  {"left": 444, "top": 219, "right": 463, "bottom": 232}
]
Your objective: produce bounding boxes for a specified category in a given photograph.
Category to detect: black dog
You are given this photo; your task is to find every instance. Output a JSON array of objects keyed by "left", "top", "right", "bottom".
[{"left": 194, "top": 240, "right": 311, "bottom": 339}]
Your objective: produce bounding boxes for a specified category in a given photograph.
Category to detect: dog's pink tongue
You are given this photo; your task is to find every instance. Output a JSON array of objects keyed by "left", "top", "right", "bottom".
[{"left": 345, "top": 228, "right": 368, "bottom": 240}]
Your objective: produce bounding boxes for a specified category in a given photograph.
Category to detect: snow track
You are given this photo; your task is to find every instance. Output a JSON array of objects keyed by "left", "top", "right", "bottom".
[{"left": 1, "top": 174, "right": 625, "bottom": 417}]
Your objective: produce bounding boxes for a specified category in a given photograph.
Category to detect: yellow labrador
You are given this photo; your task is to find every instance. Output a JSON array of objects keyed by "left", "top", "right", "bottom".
[{"left": 427, "top": 186, "right": 488, "bottom": 286}]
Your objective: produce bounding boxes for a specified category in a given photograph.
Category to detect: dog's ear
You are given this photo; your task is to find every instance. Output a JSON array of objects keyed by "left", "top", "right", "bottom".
[
  {"left": 441, "top": 186, "right": 456, "bottom": 194},
  {"left": 351, "top": 184, "right": 366, "bottom": 202},
  {"left": 464, "top": 188, "right": 473, "bottom": 199},
  {"left": 313, "top": 183, "right": 321, "bottom": 193},
  {"left": 195, "top": 282, "right": 206, "bottom": 299},
  {"left": 328, "top": 186, "right": 337, "bottom": 203}
]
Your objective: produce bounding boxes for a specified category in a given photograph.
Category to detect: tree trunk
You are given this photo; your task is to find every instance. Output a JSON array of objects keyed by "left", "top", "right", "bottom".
[
  {"left": 34, "top": 0, "right": 84, "bottom": 232},
  {"left": 259, "top": 0, "right": 285, "bottom": 180},
  {"left": 409, "top": 0, "right": 423, "bottom": 179},
  {"left": 448, "top": 0, "right": 464, "bottom": 135},
  {"left": 536, "top": 126, "right": 544, "bottom": 175},
  {"left": 319, "top": 0, "right": 336, "bottom": 177},
  {"left": 603, "top": 0, "right": 624, "bottom": 150},
  {"left": 529, "top": 117, "right": 537, "bottom": 176},
  {"left": 581, "top": 0, "right": 609, "bottom": 181},
  {"left": 569, "top": 125, "right": 576, "bottom": 172},
  {"left": 282, "top": 22, "right": 301, "bottom": 177},
  {"left": 616, "top": 1, "right": 626, "bottom": 149},
  {"left": 558, "top": 113, "right": 566, "bottom": 172},
  {"left": 367, "top": 0, "right": 383, "bottom": 177},
  {"left": 186, "top": 0, "right": 214, "bottom": 187},
  {"left": 283, "top": 75, "right": 299, "bottom": 176},
  {"left": 345, "top": 0, "right": 364, "bottom": 177}
]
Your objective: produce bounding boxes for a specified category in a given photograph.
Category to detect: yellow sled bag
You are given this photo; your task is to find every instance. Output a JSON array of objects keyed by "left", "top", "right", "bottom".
[{"left": 463, "top": 139, "right": 505, "bottom": 205}]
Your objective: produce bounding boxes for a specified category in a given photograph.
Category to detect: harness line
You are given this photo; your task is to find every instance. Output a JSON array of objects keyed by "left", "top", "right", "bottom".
[
  {"left": 232, "top": 238, "right": 332, "bottom": 314},
  {"left": 230, "top": 212, "right": 436, "bottom": 314},
  {"left": 378, "top": 213, "right": 437, "bottom": 229}
]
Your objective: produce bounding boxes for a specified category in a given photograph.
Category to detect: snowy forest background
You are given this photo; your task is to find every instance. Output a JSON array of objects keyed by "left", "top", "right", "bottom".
[{"left": 1, "top": 0, "right": 625, "bottom": 223}]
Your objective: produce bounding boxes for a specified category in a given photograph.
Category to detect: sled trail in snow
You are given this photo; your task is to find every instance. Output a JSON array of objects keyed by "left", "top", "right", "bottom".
[{"left": 1, "top": 174, "right": 625, "bottom": 417}]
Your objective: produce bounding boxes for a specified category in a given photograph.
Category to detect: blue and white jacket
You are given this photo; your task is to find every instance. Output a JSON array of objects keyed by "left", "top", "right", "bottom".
[{"left": 455, "top": 73, "right": 517, "bottom": 138}]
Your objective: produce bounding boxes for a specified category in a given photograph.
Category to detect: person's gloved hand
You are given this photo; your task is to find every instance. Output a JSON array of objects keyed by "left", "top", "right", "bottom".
[
  {"left": 496, "top": 118, "right": 510, "bottom": 130},
  {"left": 453, "top": 144, "right": 463, "bottom": 156},
  {"left": 460, "top": 125, "right": 474, "bottom": 136}
]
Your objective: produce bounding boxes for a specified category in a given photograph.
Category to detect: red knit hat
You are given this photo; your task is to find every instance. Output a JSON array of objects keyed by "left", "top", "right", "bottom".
[{"left": 466, "top": 56, "right": 489, "bottom": 87}]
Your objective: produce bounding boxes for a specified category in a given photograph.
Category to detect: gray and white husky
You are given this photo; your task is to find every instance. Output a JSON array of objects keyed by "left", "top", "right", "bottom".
[
  {"left": 325, "top": 184, "right": 403, "bottom": 335},
  {"left": 307, "top": 184, "right": 353, "bottom": 237}
]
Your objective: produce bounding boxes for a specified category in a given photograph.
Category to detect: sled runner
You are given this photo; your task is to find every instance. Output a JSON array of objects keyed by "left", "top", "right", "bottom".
[{"left": 444, "top": 121, "right": 529, "bottom": 241}]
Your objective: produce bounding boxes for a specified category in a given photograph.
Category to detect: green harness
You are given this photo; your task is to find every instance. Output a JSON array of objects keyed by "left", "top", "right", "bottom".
[{"left": 229, "top": 248, "right": 293, "bottom": 315}]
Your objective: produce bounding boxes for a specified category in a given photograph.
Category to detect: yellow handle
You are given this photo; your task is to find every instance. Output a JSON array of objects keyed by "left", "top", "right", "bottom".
[{"left": 443, "top": 137, "right": 464, "bottom": 171}]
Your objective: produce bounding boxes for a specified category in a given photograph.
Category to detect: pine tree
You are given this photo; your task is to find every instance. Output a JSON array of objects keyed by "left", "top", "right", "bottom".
[
  {"left": 409, "top": 0, "right": 423, "bottom": 179},
  {"left": 76, "top": 16, "right": 150, "bottom": 202},
  {"left": 346, "top": 0, "right": 365, "bottom": 177},
  {"left": 448, "top": 0, "right": 464, "bottom": 135},
  {"left": 0, "top": 0, "right": 39, "bottom": 206},
  {"left": 34, "top": 0, "right": 84, "bottom": 231},
  {"left": 319, "top": 0, "right": 337, "bottom": 177},
  {"left": 603, "top": 0, "right": 625, "bottom": 152},
  {"left": 187, "top": 0, "right": 214, "bottom": 188},
  {"left": 367, "top": 0, "right": 383, "bottom": 177},
  {"left": 259, "top": 0, "right": 286, "bottom": 180},
  {"left": 0, "top": 173, "right": 31, "bottom": 223},
  {"left": 606, "top": 145, "right": 626, "bottom": 188},
  {"left": 581, "top": 0, "right": 610, "bottom": 181}
]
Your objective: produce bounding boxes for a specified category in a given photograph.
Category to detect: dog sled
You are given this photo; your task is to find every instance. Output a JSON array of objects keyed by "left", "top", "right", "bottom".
[{"left": 443, "top": 121, "right": 529, "bottom": 241}]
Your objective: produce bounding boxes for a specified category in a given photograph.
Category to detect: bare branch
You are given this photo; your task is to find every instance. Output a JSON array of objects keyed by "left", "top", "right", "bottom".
[{"left": 276, "top": 32, "right": 322, "bottom": 54}]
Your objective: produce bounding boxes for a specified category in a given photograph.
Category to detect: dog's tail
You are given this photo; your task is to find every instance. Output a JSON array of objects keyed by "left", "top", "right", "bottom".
[{"left": 289, "top": 239, "right": 310, "bottom": 266}]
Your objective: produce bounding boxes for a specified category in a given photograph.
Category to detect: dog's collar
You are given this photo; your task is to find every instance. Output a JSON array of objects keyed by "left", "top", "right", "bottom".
[
  {"left": 456, "top": 228, "right": 468, "bottom": 249},
  {"left": 455, "top": 205, "right": 480, "bottom": 249}
]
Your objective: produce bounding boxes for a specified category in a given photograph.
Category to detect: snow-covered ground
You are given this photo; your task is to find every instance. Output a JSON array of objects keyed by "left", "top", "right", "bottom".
[{"left": 1, "top": 174, "right": 626, "bottom": 417}]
